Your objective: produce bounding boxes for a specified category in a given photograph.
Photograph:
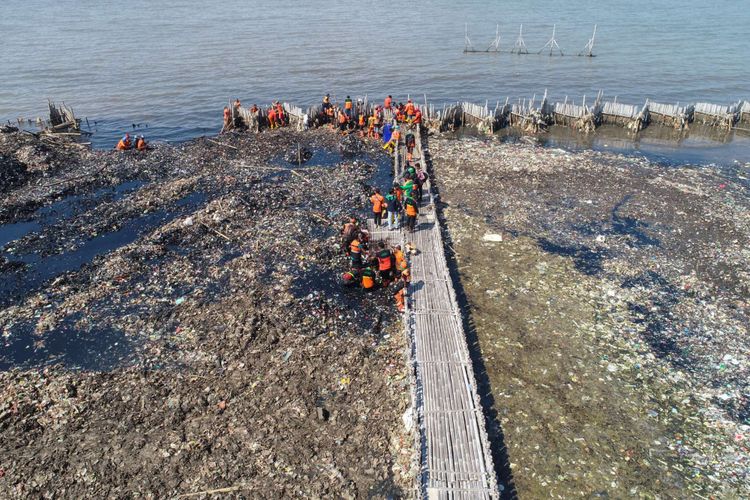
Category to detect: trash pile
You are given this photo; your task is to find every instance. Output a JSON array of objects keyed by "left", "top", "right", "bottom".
[
  {"left": 0, "top": 127, "right": 415, "bottom": 497},
  {"left": 0, "top": 129, "right": 84, "bottom": 195},
  {"left": 430, "top": 136, "right": 749, "bottom": 498}
]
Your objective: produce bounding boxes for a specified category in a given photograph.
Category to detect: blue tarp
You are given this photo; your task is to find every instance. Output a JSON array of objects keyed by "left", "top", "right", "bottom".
[{"left": 382, "top": 123, "right": 392, "bottom": 143}]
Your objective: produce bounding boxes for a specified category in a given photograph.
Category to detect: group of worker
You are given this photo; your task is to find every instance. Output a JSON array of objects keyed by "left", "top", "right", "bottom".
[
  {"left": 115, "top": 133, "right": 148, "bottom": 151},
  {"left": 335, "top": 106, "right": 427, "bottom": 312},
  {"left": 319, "top": 94, "right": 423, "bottom": 139},
  {"left": 222, "top": 99, "right": 292, "bottom": 133},
  {"left": 369, "top": 162, "right": 425, "bottom": 233},
  {"left": 217, "top": 93, "right": 426, "bottom": 138},
  {"left": 340, "top": 217, "right": 412, "bottom": 312}
]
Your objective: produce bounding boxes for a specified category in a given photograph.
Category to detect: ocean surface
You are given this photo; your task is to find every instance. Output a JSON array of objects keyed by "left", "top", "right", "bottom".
[{"left": 1, "top": 0, "right": 749, "bottom": 157}]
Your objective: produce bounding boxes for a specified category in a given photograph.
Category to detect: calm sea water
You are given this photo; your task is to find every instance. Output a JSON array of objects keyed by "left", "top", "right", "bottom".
[{"left": 1, "top": 0, "right": 748, "bottom": 156}]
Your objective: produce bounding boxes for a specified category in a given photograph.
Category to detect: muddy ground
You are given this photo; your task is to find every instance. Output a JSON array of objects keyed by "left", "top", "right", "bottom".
[
  {"left": 430, "top": 136, "right": 749, "bottom": 498},
  {"left": 0, "top": 128, "right": 415, "bottom": 498}
]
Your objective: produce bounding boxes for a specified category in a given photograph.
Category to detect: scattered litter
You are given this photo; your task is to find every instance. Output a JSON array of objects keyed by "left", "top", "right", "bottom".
[
  {"left": 432, "top": 135, "right": 750, "bottom": 498},
  {"left": 482, "top": 233, "right": 503, "bottom": 242},
  {"left": 0, "top": 127, "right": 416, "bottom": 497}
]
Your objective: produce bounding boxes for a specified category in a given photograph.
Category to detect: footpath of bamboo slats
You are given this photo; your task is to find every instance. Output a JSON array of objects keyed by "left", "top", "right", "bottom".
[{"left": 367, "top": 125, "right": 499, "bottom": 499}]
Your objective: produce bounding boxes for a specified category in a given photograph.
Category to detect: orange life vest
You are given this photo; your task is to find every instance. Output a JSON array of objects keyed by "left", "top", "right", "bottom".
[
  {"left": 338, "top": 112, "right": 347, "bottom": 124},
  {"left": 358, "top": 115, "right": 365, "bottom": 126},
  {"left": 414, "top": 110, "right": 422, "bottom": 123},
  {"left": 116, "top": 139, "right": 131, "bottom": 151},
  {"left": 350, "top": 239, "right": 361, "bottom": 254},
  {"left": 394, "top": 250, "right": 406, "bottom": 271},
  {"left": 405, "top": 102, "right": 415, "bottom": 115},
  {"left": 362, "top": 275, "right": 375, "bottom": 289},
  {"left": 405, "top": 201, "right": 417, "bottom": 217},
  {"left": 371, "top": 193, "right": 384, "bottom": 212},
  {"left": 394, "top": 288, "right": 405, "bottom": 312},
  {"left": 345, "top": 100, "right": 353, "bottom": 110},
  {"left": 377, "top": 251, "right": 393, "bottom": 271},
  {"left": 136, "top": 138, "right": 146, "bottom": 151}
]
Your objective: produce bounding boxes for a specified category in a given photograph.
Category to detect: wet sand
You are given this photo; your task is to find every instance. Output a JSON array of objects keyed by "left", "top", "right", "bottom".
[{"left": 430, "top": 135, "right": 749, "bottom": 498}]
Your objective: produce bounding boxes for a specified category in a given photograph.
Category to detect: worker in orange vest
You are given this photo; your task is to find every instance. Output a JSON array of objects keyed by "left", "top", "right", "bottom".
[
  {"left": 338, "top": 108, "right": 348, "bottom": 132},
  {"left": 348, "top": 234, "right": 364, "bottom": 269},
  {"left": 116, "top": 133, "right": 132, "bottom": 150},
  {"left": 349, "top": 235, "right": 362, "bottom": 257},
  {"left": 361, "top": 266, "right": 376, "bottom": 290},
  {"left": 393, "top": 244, "right": 407, "bottom": 273},
  {"left": 404, "top": 193, "right": 419, "bottom": 232},
  {"left": 222, "top": 106, "right": 231, "bottom": 132},
  {"left": 370, "top": 188, "right": 385, "bottom": 226},
  {"left": 325, "top": 105, "right": 335, "bottom": 126},
  {"left": 375, "top": 241, "right": 395, "bottom": 285},
  {"left": 405, "top": 99, "right": 415, "bottom": 120},
  {"left": 413, "top": 107, "right": 423, "bottom": 126},
  {"left": 392, "top": 268, "right": 410, "bottom": 311},
  {"left": 367, "top": 114, "right": 376, "bottom": 138},
  {"left": 135, "top": 135, "right": 148, "bottom": 151},
  {"left": 341, "top": 217, "right": 358, "bottom": 251}
]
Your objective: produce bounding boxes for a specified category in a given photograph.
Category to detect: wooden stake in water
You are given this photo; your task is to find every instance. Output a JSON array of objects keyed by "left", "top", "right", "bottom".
[
  {"left": 487, "top": 24, "right": 500, "bottom": 52},
  {"left": 463, "top": 23, "right": 474, "bottom": 53},
  {"left": 578, "top": 24, "right": 597, "bottom": 57},
  {"left": 539, "top": 24, "right": 563, "bottom": 56},
  {"left": 511, "top": 24, "right": 529, "bottom": 54}
]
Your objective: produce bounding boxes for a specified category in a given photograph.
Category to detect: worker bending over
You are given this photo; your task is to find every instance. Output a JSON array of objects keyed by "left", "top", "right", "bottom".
[
  {"left": 383, "top": 125, "right": 400, "bottom": 153},
  {"left": 375, "top": 241, "right": 395, "bottom": 286},
  {"left": 135, "top": 135, "right": 148, "bottom": 151},
  {"left": 116, "top": 133, "right": 132, "bottom": 151}
]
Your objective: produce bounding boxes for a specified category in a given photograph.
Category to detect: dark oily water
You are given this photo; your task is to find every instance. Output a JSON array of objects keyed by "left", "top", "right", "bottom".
[
  {"left": 0, "top": 317, "right": 133, "bottom": 371},
  {"left": 0, "top": 191, "right": 206, "bottom": 307},
  {"left": 0, "top": 0, "right": 748, "bottom": 156},
  {"left": 0, "top": 179, "right": 146, "bottom": 251}
]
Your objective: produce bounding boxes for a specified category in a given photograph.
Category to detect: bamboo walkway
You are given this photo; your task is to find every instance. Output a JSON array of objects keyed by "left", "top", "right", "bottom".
[{"left": 368, "top": 127, "right": 498, "bottom": 499}]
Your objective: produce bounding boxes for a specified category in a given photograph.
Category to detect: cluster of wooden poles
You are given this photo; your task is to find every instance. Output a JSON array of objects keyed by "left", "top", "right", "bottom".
[{"left": 429, "top": 92, "right": 750, "bottom": 136}]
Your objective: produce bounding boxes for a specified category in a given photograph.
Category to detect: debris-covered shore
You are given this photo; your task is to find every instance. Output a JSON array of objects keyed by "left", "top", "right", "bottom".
[
  {"left": 430, "top": 136, "right": 749, "bottom": 498},
  {"left": 0, "top": 128, "right": 415, "bottom": 498}
]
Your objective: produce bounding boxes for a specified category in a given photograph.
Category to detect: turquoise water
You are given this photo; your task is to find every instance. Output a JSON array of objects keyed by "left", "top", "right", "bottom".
[{"left": 1, "top": 0, "right": 748, "bottom": 152}]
